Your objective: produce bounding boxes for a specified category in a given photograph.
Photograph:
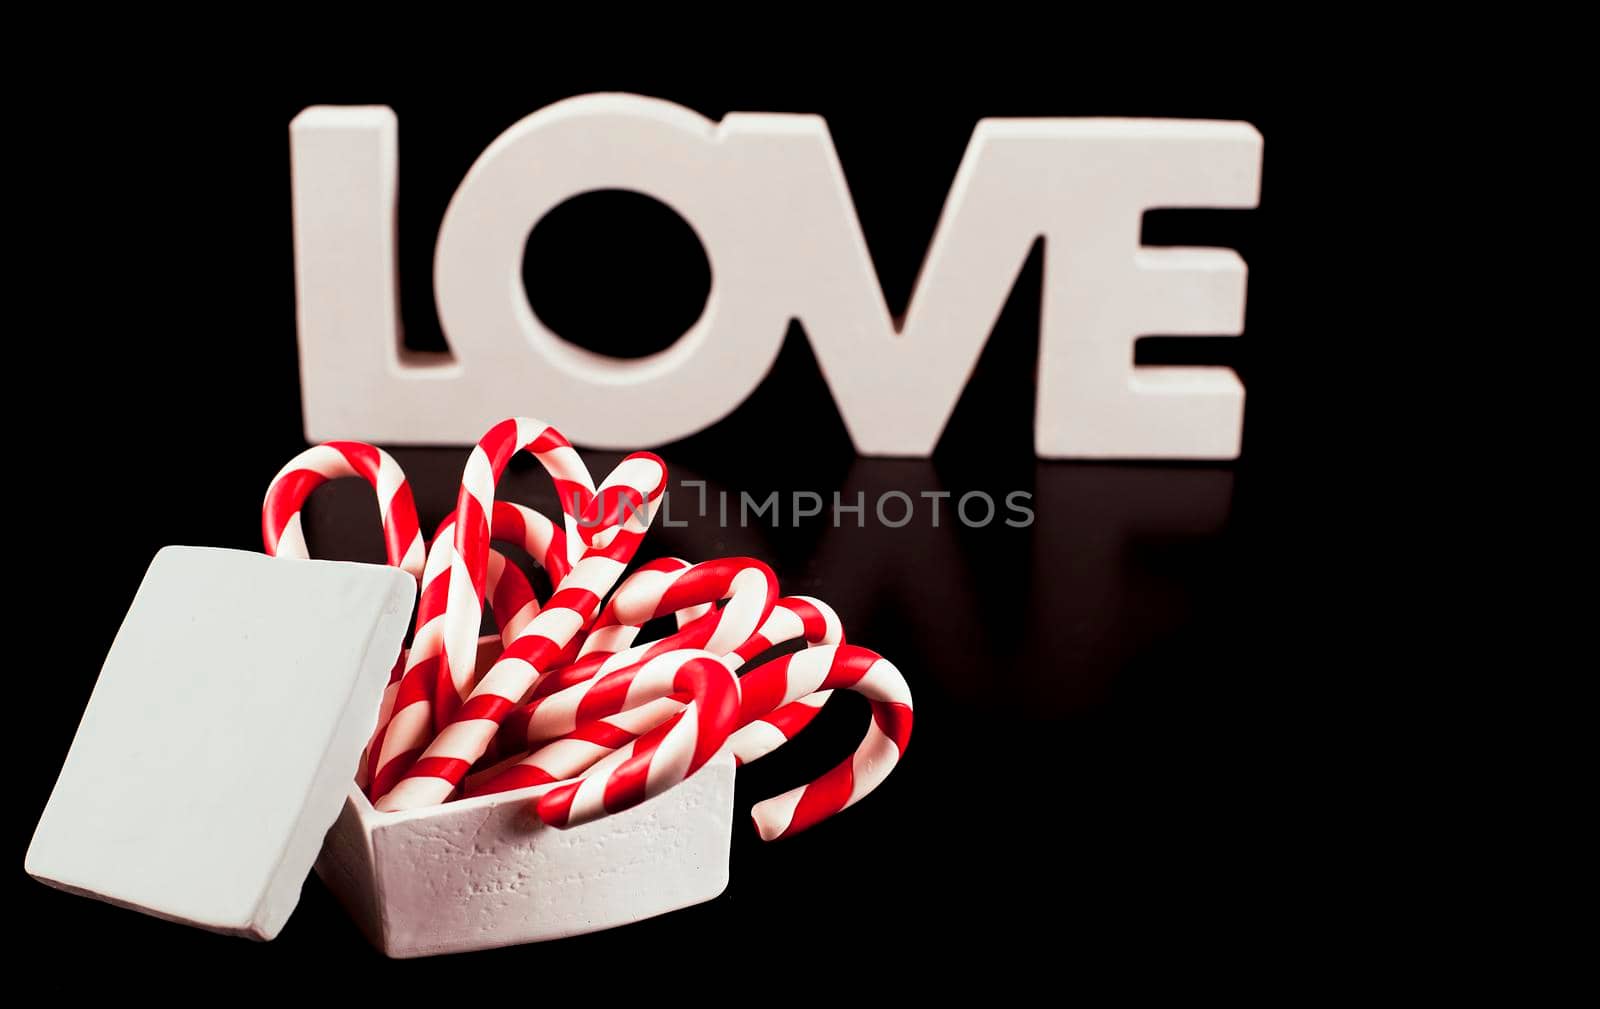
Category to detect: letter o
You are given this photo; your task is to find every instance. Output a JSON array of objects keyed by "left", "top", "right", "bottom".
[{"left": 434, "top": 94, "right": 788, "bottom": 448}]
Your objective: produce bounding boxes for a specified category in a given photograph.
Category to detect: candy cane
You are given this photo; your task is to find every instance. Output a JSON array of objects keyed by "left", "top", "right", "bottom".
[
  {"left": 522, "top": 555, "right": 780, "bottom": 702},
  {"left": 726, "top": 595, "right": 843, "bottom": 764},
  {"left": 263, "top": 441, "right": 427, "bottom": 787},
  {"left": 531, "top": 653, "right": 740, "bottom": 828},
  {"left": 498, "top": 558, "right": 778, "bottom": 748},
  {"left": 366, "top": 502, "right": 570, "bottom": 801},
  {"left": 429, "top": 500, "right": 577, "bottom": 730},
  {"left": 373, "top": 451, "right": 667, "bottom": 812},
  {"left": 463, "top": 696, "right": 685, "bottom": 797},
  {"left": 569, "top": 557, "right": 692, "bottom": 660},
  {"left": 363, "top": 541, "right": 535, "bottom": 793},
  {"left": 587, "top": 556, "right": 777, "bottom": 651},
  {"left": 437, "top": 419, "right": 597, "bottom": 730},
  {"left": 472, "top": 595, "right": 843, "bottom": 796},
  {"left": 554, "top": 592, "right": 841, "bottom": 764},
  {"left": 468, "top": 558, "right": 693, "bottom": 767},
  {"left": 735, "top": 644, "right": 914, "bottom": 840},
  {"left": 504, "top": 557, "right": 685, "bottom": 701},
  {"left": 262, "top": 441, "right": 425, "bottom": 580}
]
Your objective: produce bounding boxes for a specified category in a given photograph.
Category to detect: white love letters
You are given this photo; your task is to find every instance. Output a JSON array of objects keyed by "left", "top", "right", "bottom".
[{"left": 290, "top": 95, "right": 1261, "bottom": 458}]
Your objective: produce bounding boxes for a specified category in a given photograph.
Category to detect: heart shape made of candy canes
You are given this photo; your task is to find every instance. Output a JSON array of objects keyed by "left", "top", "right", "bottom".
[
  {"left": 265, "top": 420, "right": 912, "bottom": 840},
  {"left": 374, "top": 426, "right": 667, "bottom": 812},
  {"left": 370, "top": 419, "right": 667, "bottom": 800}
]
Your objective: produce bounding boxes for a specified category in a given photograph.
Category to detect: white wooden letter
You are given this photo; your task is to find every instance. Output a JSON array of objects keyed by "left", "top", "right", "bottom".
[
  {"left": 290, "top": 97, "right": 1262, "bottom": 457},
  {"left": 782, "top": 118, "right": 1261, "bottom": 458}
]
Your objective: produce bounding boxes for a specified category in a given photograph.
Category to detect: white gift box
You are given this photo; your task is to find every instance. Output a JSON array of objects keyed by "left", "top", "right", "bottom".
[
  {"left": 26, "top": 547, "right": 734, "bottom": 955},
  {"left": 318, "top": 752, "right": 734, "bottom": 958}
]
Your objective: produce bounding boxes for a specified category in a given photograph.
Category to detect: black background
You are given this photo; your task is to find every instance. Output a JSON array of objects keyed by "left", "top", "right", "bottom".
[{"left": 17, "top": 37, "right": 1336, "bottom": 991}]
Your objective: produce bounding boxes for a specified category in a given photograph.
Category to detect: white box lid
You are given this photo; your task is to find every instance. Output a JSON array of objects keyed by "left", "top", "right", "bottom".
[{"left": 25, "top": 546, "right": 415, "bottom": 939}]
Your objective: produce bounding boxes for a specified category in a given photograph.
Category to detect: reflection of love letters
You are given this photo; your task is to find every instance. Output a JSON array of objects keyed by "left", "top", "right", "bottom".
[{"left": 290, "top": 94, "right": 1262, "bottom": 459}]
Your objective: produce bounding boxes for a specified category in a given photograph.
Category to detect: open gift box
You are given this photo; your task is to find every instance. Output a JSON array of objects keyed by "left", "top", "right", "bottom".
[
  {"left": 319, "top": 751, "right": 734, "bottom": 957},
  {"left": 26, "top": 547, "right": 735, "bottom": 956},
  {"left": 319, "top": 635, "right": 734, "bottom": 958}
]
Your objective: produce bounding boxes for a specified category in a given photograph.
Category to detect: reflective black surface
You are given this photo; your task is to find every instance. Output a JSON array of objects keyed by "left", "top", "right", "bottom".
[{"left": 16, "top": 40, "right": 1323, "bottom": 989}]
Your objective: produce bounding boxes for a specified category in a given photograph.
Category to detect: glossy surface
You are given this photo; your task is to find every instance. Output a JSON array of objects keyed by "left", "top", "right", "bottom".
[{"left": 20, "top": 52, "right": 1302, "bottom": 982}]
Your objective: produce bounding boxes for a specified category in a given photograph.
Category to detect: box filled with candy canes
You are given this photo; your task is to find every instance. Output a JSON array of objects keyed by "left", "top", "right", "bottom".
[
  {"left": 315, "top": 635, "right": 739, "bottom": 957},
  {"left": 26, "top": 418, "right": 912, "bottom": 957}
]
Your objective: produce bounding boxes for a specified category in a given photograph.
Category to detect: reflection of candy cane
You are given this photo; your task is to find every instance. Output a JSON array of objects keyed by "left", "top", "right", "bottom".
[
  {"left": 374, "top": 452, "right": 667, "bottom": 812},
  {"left": 262, "top": 441, "right": 425, "bottom": 579},
  {"left": 366, "top": 502, "right": 570, "bottom": 801},
  {"left": 439, "top": 419, "right": 596, "bottom": 730},
  {"left": 736, "top": 645, "right": 913, "bottom": 840},
  {"left": 533, "top": 653, "right": 740, "bottom": 828},
  {"left": 475, "top": 596, "right": 843, "bottom": 795}
]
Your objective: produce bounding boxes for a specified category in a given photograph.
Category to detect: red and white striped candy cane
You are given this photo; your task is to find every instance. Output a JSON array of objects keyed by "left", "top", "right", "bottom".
[
  {"left": 461, "top": 696, "right": 686, "bottom": 797},
  {"left": 437, "top": 419, "right": 598, "bottom": 730},
  {"left": 498, "top": 558, "right": 778, "bottom": 748},
  {"left": 584, "top": 556, "right": 778, "bottom": 659},
  {"left": 727, "top": 595, "right": 843, "bottom": 764},
  {"left": 429, "top": 498, "right": 578, "bottom": 730},
  {"left": 263, "top": 441, "right": 428, "bottom": 788},
  {"left": 551, "top": 591, "right": 843, "bottom": 763},
  {"left": 503, "top": 557, "right": 687, "bottom": 701},
  {"left": 373, "top": 451, "right": 668, "bottom": 812},
  {"left": 472, "top": 595, "right": 843, "bottom": 796},
  {"left": 735, "top": 644, "right": 914, "bottom": 840},
  {"left": 262, "top": 441, "right": 425, "bottom": 580},
  {"left": 570, "top": 557, "right": 692, "bottom": 659},
  {"left": 532, "top": 653, "right": 740, "bottom": 828},
  {"left": 366, "top": 502, "right": 571, "bottom": 801}
]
